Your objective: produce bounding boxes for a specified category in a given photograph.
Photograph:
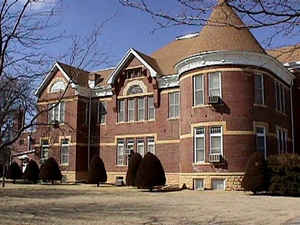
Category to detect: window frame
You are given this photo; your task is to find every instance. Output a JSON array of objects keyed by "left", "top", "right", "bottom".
[
  {"left": 147, "top": 96, "right": 155, "bottom": 120},
  {"left": 168, "top": 91, "right": 180, "bottom": 118},
  {"left": 193, "top": 75, "right": 204, "bottom": 106},
  {"left": 137, "top": 97, "right": 145, "bottom": 121},
  {"left": 41, "top": 139, "right": 49, "bottom": 163},
  {"left": 48, "top": 102, "right": 65, "bottom": 123},
  {"left": 209, "top": 126, "right": 223, "bottom": 156},
  {"left": 118, "top": 100, "right": 125, "bottom": 122},
  {"left": 116, "top": 139, "right": 126, "bottom": 166},
  {"left": 208, "top": 72, "right": 222, "bottom": 98},
  {"left": 98, "top": 101, "right": 107, "bottom": 124},
  {"left": 147, "top": 137, "right": 155, "bottom": 154},
  {"left": 128, "top": 98, "right": 136, "bottom": 122},
  {"left": 254, "top": 74, "right": 264, "bottom": 105},
  {"left": 137, "top": 138, "right": 145, "bottom": 157},
  {"left": 194, "top": 127, "right": 205, "bottom": 163},
  {"left": 60, "top": 138, "right": 69, "bottom": 165},
  {"left": 255, "top": 126, "right": 267, "bottom": 159}
]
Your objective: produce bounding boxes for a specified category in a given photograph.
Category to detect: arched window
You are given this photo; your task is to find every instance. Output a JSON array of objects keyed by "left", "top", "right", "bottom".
[
  {"left": 127, "top": 85, "right": 143, "bottom": 95},
  {"left": 50, "top": 80, "right": 66, "bottom": 93}
]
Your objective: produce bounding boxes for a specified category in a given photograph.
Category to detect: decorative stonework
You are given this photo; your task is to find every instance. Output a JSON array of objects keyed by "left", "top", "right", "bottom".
[{"left": 123, "top": 80, "right": 147, "bottom": 96}]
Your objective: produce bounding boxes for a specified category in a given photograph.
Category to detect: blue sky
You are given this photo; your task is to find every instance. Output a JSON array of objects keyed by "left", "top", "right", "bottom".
[{"left": 44, "top": 0, "right": 299, "bottom": 70}]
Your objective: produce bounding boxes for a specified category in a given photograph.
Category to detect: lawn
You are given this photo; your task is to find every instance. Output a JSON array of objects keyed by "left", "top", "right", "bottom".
[{"left": 0, "top": 183, "right": 299, "bottom": 225}]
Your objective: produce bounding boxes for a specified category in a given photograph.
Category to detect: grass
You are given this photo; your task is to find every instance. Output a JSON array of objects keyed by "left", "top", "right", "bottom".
[{"left": 0, "top": 183, "right": 299, "bottom": 225}]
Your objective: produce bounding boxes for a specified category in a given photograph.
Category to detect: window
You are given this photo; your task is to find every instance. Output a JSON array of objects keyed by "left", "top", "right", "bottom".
[
  {"left": 254, "top": 74, "right": 264, "bottom": 105},
  {"left": 147, "top": 96, "right": 155, "bottom": 120},
  {"left": 256, "top": 126, "right": 266, "bottom": 159},
  {"left": 137, "top": 97, "right": 145, "bottom": 121},
  {"left": 125, "top": 68, "right": 143, "bottom": 79},
  {"left": 147, "top": 137, "right": 155, "bottom": 154},
  {"left": 137, "top": 138, "right": 145, "bottom": 157},
  {"left": 98, "top": 102, "right": 107, "bottom": 124},
  {"left": 194, "top": 128, "right": 205, "bottom": 163},
  {"left": 128, "top": 99, "right": 135, "bottom": 121},
  {"left": 48, "top": 102, "right": 65, "bottom": 123},
  {"left": 118, "top": 100, "right": 125, "bottom": 122},
  {"left": 194, "top": 75, "right": 204, "bottom": 105},
  {"left": 41, "top": 139, "right": 49, "bottom": 163},
  {"left": 50, "top": 80, "right": 66, "bottom": 93},
  {"left": 117, "top": 139, "right": 126, "bottom": 165},
  {"left": 275, "top": 81, "right": 287, "bottom": 113},
  {"left": 169, "top": 92, "right": 180, "bottom": 118},
  {"left": 60, "top": 138, "right": 69, "bottom": 164},
  {"left": 209, "top": 72, "right": 221, "bottom": 97},
  {"left": 212, "top": 179, "right": 225, "bottom": 190},
  {"left": 277, "top": 127, "right": 288, "bottom": 154},
  {"left": 210, "top": 127, "right": 222, "bottom": 155},
  {"left": 127, "top": 85, "right": 143, "bottom": 95},
  {"left": 194, "top": 179, "right": 204, "bottom": 190}
]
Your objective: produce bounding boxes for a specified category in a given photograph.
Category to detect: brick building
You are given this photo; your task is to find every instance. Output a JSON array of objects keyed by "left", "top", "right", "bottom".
[{"left": 13, "top": 1, "right": 300, "bottom": 190}]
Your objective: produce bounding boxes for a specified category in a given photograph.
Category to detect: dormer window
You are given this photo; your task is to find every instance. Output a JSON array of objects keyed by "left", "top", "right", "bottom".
[
  {"left": 50, "top": 80, "right": 66, "bottom": 93},
  {"left": 125, "top": 68, "right": 143, "bottom": 79}
]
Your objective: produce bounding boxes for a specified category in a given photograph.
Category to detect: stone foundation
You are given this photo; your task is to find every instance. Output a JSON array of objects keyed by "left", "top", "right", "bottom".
[
  {"left": 179, "top": 172, "right": 244, "bottom": 191},
  {"left": 61, "top": 171, "right": 76, "bottom": 183}
]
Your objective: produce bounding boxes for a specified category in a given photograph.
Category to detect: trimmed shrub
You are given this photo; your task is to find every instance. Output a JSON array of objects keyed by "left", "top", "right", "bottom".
[
  {"left": 7, "top": 162, "right": 23, "bottom": 184},
  {"left": 268, "top": 154, "right": 300, "bottom": 196},
  {"left": 88, "top": 155, "right": 107, "bottom": 187},
  {"left": 24, "top": 160, "right": 40, "bottom": 184},
  {"left": 126, "top": 152, "right": 142, "bottom": 186},
  {"left": 135, "top": 152, "right": 166, "bottom": 190},
  {"left": 241, "top": 152, "right": 268, "bottom": 194},
  {"left": 39, "top": 157, "right": 62, "bottom": 184}
]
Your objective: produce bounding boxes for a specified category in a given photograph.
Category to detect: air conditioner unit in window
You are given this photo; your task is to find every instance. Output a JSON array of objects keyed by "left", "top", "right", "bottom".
[
  {"left": 209, "top": 154, "right": 222, "bottom": 163},
  {"left": 208, "top": 96, "right": 220, "bottom": 104}
]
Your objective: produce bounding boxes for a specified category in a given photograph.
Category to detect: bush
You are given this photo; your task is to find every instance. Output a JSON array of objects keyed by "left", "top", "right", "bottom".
[
  {"left": 7, "top": 162, "right": 23, "bottom": 183},
  {"left": 135, "top": 152, "right": 166, "bottom": 190},
  {"left": 24, "top": 160, "right": 40, "bottom": 184},
  {"left": 268, "top": 154, "right": 300, "bottom": 196},
  {"left": 39, "top": 157, "right": 62, "bottom": 184},
  {"left": 88, "top": 155, "right": 107, "bottom": 187},
  {"left": 241, "top": 152, "right": 268, "bottom": 194},
  {"left": 126, "top": 152, "right": 142, "bottom": 186}
]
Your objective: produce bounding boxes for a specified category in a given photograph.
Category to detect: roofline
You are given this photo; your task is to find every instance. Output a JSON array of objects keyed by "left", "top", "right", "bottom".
[
  {"left": 34, "top": 62, "right": 71, "bottom": 96},
  {"left": 107, "top": 48, "right": 158, "bottom": 85},
  {"left": 175, "top": 50, "right": 295, "bottom": 85},
  {"left": 92, "top": 67, "right": 116, "bottom": 73}
]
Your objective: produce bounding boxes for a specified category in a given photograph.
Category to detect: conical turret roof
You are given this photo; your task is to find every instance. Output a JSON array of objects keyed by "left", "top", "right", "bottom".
[{"left": 151, "top": 0, "right": 265, "bottom": 75}]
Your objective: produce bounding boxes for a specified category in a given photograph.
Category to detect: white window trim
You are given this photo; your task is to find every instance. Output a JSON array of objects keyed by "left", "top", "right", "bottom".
[
  {"left": 137, "top": 97, "right": 145, "bottom": 121},
  {"left": 194, "top": 127, "right": 205, "bottom": 163},
  {"left": 137, "top": 138, "right": 145, "bottom": 157},
  {"left": 256, "top": 126, "right": 267, "bottom": 159},
  {"left": 169, "top": 92, "right": 180, "bottom": 118},
  {"left": 98, "top": 102, "right": 107, "bottom": 124},
  {"left": 208, "top": 72, "right": 222, "bottom": 98},
  {"left": 147, "top": 96, "right": 155, "bottom": 120},
  {"left": 118, "top": 100, "right": 125, "bottom": 122},
  {"left": 60, "top": 139, "right": 69, "bottom": 165},
  {"left": 209, "top": 127, "right": 223, "bottom": 156},
  {"left": 193, "top": 75, "right": 204, "bottom": 106},
  {"left": 49, "top": 102, "right": 65, "bottom": 123},
  {"left": 255, "top": 74, "right": 264, "bottom": 105},
  {"left": 276, "top": 126, "right": 287, "bottom": 154},
  {"left": 41, "top": 140, "right": 49, "bottom": 162},
  {"left": 147, "top": 137, "right": 155, "bottom": 154},
  {"left": 117, "top": 139, "right": 125, "bottom": 166},
  {"left": 128, "top": 99, "right": 135, "bottom": 122}
]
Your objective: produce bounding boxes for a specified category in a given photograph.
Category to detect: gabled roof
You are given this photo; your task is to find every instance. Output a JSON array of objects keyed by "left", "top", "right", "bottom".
[
  {"left": 94, "top": 67, "right": 115, "bottom": 87},
  {"left": 107, "top": 48, "right": 158, "bottom": 85},
  {"left": 35, "top": 62, "right": 90, "bottom": 96},
  {"left": 151, "top": 1, "right": 265, "bottom": 75}
]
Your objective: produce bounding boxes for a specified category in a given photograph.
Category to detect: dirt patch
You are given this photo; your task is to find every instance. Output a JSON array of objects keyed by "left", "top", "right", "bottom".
[{"left": 0, "top": 184, "right": 299, "bottom": 225}]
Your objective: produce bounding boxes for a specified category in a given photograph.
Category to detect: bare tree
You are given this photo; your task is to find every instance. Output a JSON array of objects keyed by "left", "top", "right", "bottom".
[
  {"left": 119, "top": 0, "right": 300, "bottom": 49},
  {"left": 0, "top": 0, "right": 111, "bottom": 187}
]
